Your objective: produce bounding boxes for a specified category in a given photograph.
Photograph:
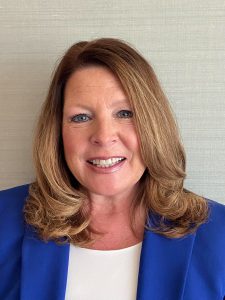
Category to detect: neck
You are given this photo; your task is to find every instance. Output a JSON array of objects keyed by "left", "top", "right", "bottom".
[
  {"left": 88, "top": 203, "right": 145, "bottom": 250},
  {"left": 84, "top": 185, "right": 146, "bottom": 250}
]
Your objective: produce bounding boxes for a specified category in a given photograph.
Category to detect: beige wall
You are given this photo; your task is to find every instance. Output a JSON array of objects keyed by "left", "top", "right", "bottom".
[{"left": 0, "top": 0, "right": 225, "bottom": 203}]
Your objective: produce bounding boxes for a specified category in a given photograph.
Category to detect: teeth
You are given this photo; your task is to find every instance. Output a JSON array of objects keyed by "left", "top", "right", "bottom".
[{"left": 90, "top": 157, "right": 125, "bottom": 167}]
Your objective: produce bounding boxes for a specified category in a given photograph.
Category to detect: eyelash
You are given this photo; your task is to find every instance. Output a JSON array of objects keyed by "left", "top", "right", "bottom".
[
  {"left": 71, "top": 114, "right": 90, "bottom": 123},
  {"left": 117, "top": 110, "right": 133, "bottom": 118},
  {"left": 70, "top": 110, "right": 133, "bottom": 123}
]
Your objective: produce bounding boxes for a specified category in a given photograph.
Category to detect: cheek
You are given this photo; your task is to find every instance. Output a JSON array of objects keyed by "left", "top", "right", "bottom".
[
  {"left": 62, "top": 129, "right": 80, "bottom": 160},
  {"left": 126, "top": 127, "right": 141, "bottom": 152},
  {"left": 127, "top": 129, "right": 145, "bottom": 166}
]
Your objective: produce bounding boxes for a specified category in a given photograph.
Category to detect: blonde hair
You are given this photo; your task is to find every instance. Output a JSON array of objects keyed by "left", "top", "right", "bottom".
[{"left": 24, "top": 38, "right": 208, "bottom": 245}]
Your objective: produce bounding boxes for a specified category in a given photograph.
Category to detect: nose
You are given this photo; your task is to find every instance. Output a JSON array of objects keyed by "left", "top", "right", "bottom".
[{"left": 90, "top": 118, "right": 118, "bottom": 146}]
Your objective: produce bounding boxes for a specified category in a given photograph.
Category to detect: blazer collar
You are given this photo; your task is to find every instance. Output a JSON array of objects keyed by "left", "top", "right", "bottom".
[
  {"left": 137, "top": 229, "right": 196, "bottom": 300},
  {"left": 21, "top": 224, "right": 196, "bottom": 300}
]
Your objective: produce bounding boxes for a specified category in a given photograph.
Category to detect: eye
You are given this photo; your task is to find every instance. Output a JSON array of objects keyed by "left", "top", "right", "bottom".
[
  {"left": 117, "top": 110, "right": 133, "bottom": 118},
  {"left": 71, "top": 114, "right": 91, "bottom": 123}
]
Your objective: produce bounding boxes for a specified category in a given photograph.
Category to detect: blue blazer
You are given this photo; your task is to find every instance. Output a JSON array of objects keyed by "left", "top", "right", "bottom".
[{"left": 0, "top": 184, "right": 225, "bottom": 300}]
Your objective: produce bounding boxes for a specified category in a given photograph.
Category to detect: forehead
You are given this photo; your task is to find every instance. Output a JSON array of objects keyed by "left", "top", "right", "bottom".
[
  {"left": 64, "top": 66, "right": 129, "bottom": 107},
  {"left": 66, "top": 65, "right": 122, "bottom": 90}
]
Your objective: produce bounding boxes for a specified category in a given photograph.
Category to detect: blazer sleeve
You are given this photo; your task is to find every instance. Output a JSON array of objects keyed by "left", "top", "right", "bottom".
[{"left": 0, "top": 184, "right": 29, "bottom": 299}]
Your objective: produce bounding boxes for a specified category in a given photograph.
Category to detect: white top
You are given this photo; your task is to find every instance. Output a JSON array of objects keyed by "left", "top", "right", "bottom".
[{"left": 65, "top": 242, "right": 142, "bottom": 300}]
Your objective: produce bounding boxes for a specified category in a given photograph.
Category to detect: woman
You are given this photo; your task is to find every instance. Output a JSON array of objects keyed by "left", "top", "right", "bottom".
[{"left": 0, "top": 38, "right": 225, "bottom": 300}]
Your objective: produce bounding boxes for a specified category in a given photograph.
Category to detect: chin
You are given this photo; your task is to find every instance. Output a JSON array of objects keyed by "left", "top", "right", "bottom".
[
  {"left": 88, "top": 188, "right": 121, "bottom": 197},
  {"left": 87, "top": 182, "right": 137, "bottom": 199}
]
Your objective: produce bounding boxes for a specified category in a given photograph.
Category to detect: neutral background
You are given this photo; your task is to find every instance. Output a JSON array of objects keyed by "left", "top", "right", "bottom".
[{"left": 0, "top": 0, "right": 224, "bottom": 203}]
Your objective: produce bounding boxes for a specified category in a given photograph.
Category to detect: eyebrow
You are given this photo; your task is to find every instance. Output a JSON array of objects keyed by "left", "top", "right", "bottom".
[{"left": 69, "top": 99, "right": 131, "bottom": 110}]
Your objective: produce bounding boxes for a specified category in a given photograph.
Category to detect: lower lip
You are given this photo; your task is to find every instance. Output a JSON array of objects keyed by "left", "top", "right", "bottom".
[{"left": 86, "top": 159, "right": 126, "bottom": 174}]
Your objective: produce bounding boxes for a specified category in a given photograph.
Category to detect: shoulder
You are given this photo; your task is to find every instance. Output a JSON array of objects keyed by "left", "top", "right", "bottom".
[
  {"left": 207, "top": 198, "right": 225, "bottom": 220},
  {"left": 0, "top": 185, "right": 30, "bottom": 296},
  {"left": 0, "top": 184, "right": 29, "bottom": 204},
  {"left": 0, "top": 184, "right": 30, "bottom": 213},
  {"left": 195, "top": 198, "right": 225, "bottom": 253},
  {"left": 0, "top": 184, "right": 30, "bottom": 236},
  {"left": 201, "top": 199, "right": 225, "bottom": 234}
]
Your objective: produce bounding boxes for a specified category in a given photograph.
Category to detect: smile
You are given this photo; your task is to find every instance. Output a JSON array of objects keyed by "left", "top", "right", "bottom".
[{"left": 88, "top": 157, "right": 126, "bottom": 168}]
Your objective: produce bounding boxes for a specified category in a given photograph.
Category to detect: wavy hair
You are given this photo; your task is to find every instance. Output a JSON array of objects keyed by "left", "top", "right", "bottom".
[{"left": 24, "top": 38, "right": 208, "bottom": 245}]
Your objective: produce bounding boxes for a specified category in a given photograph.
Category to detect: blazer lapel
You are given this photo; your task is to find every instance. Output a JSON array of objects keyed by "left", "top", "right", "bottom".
[
  {"left": 137, "top": 229, "right": 196, "bottom": 300},
  {"left": 20, "top": 219, "right": 196, "bottom": 300},
  {"left": 20, "top": 225, "right": 70, "bottom": 300}
]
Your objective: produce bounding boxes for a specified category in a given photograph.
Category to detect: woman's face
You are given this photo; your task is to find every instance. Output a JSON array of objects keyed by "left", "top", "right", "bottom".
[{"left": 62, "top": 66, "right": 146, "bottom": 198}]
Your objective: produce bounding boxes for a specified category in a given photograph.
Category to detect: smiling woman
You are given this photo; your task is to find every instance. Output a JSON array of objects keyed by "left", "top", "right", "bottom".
[
  {"left": 62, "top": 66, "right": 146, "bottom": 206},
  {"left": 1, "top": 38, "right": 225, "bottom": 300}
]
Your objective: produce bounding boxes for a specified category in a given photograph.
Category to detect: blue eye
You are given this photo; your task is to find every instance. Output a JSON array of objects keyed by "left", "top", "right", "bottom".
[
  {"left": 117, "top": 110, "right": 133, "bottom": 118},
  {"left": 71, "top": 114, "right": 91, "bottom": 123}
]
